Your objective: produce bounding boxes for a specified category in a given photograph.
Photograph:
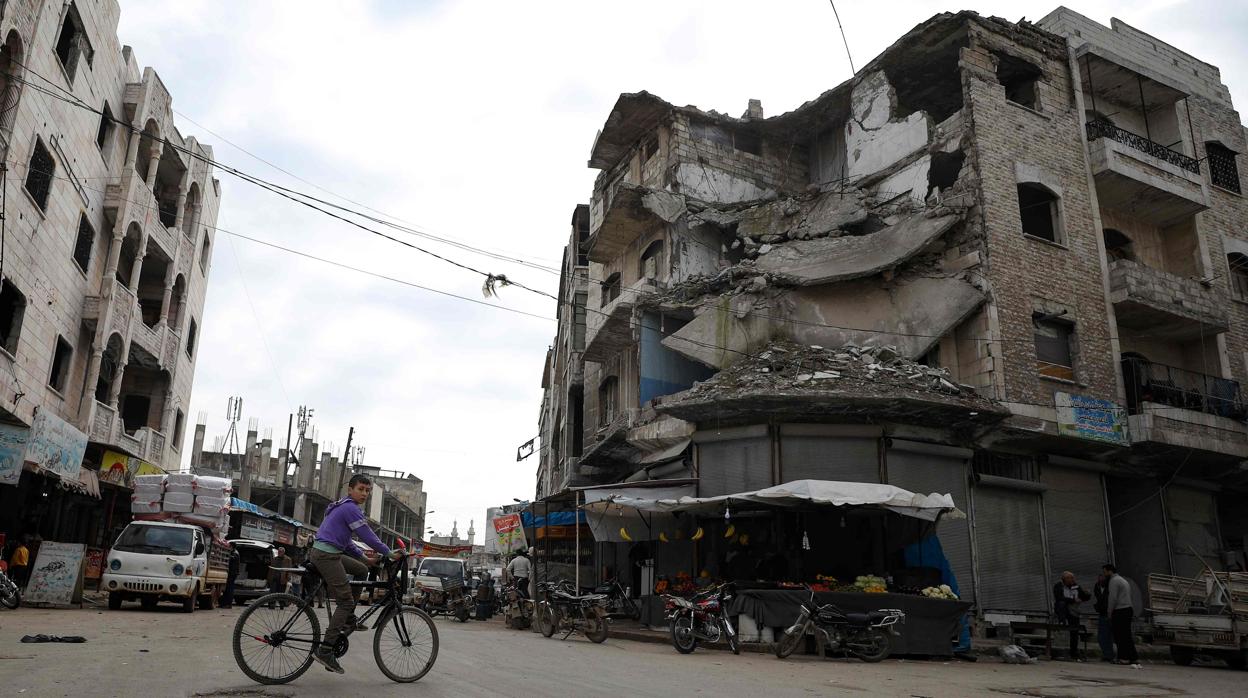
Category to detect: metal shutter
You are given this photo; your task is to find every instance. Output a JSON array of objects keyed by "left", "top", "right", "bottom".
[
  {"left": 781, "top": 436, "right": 879, "bottom": 483},
  {"left": 1106, "top": 477, "right": 1171, "bottom": 582},
  {"left": 697, "top": 437, "right": 772, "bottom": 497},
  {"left": 1166, "top": 486, "right": 1220, "bottom": 578},
  {"left": 974, "top": 486, "right": 1049, "bottom": 612},
  {"left": 886, "top": 444, "right": 975, "bottom": 604},
  {"left": 1042, "top": 467, "right": 1110, "bottom": 589}
]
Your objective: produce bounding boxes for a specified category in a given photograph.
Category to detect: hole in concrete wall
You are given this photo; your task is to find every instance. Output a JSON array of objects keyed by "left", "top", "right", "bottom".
[
  {"left": 995, "top": 52, "right": 1043, "bottom": 110},
  {"left": 0, "top": 278, "right": 26, "bottom": 355},
  {"left": 640, "top": 240, "right": 663, "bottom": 281},
  {"left": 601, "top": 273, "right": 621, "bottom": 307},
  {"left": 928, "top": 150, "right": 965, "bottom": 196},
  {"left": 1017, "top": 183, "right": 1060, "bottom": 243},
  {"left": 880, "top": 24, "right": 968, "bottom": 123},
  {"left": 843, "top": 213, "right": 888, "bottom": 236},
  {"left": 1103, "top": 228, "right": 1134, "bottom": 261},
  {"left": 691, "top": 119, "right": 761, "bottom": 157},
  {"left": 48, "top": 335, "right": 72, "bottom": 392}
]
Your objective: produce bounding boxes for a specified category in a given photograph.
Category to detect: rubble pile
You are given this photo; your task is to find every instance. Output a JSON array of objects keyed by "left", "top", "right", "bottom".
[{"left": 682, "top": 341, "right": 996, "bottom": 409}]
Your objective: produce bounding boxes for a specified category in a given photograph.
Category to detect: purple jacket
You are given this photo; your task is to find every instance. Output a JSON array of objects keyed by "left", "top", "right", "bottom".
[{"left": 315, "top": 497, "right": 390, "bottom": 558}]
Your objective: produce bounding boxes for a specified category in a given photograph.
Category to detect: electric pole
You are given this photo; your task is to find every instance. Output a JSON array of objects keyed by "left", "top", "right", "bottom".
[{"left": 336, "top": 426, "right": 354, "bottom": 494}]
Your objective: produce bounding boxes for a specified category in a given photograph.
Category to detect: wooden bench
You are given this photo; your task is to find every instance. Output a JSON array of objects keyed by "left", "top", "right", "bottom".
[{"left": 1009, "top": 620, "right": 1091, "bottom": 659}]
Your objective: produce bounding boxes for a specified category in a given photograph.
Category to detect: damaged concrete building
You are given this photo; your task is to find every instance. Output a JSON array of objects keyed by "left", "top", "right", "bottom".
[{"left": 535, "top": 7, "right": 1248, "bottom": 623}]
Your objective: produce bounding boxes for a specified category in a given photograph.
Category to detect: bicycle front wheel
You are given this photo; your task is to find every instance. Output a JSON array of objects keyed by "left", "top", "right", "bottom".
[
  {"left": 373, "top": 606, "right": 439, "bottom": 683},
  {"left": 233, "top": 593, "right": 321, "bottom": 685}
]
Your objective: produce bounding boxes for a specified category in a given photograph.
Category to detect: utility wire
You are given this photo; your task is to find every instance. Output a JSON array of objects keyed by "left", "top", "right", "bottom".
[{"left": 828, "top": 1, "right": 857, "bottom": 74}]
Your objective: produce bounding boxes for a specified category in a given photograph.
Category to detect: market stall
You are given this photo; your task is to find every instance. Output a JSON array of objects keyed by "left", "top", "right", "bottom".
[{"left": 582, "top": 479, "right": 973, "bottom": 655}]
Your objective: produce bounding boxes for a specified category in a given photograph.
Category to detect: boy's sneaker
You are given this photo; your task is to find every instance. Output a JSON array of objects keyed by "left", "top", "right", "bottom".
[{"left": 313, "top": 646, "right": 344, "bottom": 674}]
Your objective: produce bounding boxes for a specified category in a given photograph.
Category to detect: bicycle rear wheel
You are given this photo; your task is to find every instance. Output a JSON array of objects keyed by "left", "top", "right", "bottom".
[
  {"left": 373, "top": 606, "right": 439, "bottom": 683},
  {"left": 232, "top": 593, "right": 320, "bottom": 685}
]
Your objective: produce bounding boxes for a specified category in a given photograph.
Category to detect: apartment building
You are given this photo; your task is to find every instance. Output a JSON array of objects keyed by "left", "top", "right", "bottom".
[
  {"left": 536, "top": 8, "right": 1248, "bottom": 619},
  {"left": 0, "top": 1, "right": 219, "bottom": 548}
]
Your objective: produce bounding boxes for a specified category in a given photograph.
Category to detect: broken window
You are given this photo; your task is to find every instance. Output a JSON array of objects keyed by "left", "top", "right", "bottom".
[
  {"left": 572, "top": 291, "right": 587, "bottom": 351},
  {"left": 927, "top": 150, "right": 965, "bottom": 198},
  {"left": 601, "top": 272, "right": 621, "bottom": 307},
  {"left": 995, "top": 52, "right": 1042, "bottom": 110},
  {"left": 0, "top": 279, "right": 26, "bottom": 355},
  {"left": 198, "top": 232, "right": 211, "bottom": 274},
  {"left": 1033, "top": 313, "right": 1075, "bottom": 381},
  {"left": 96, "top": 102, "right": 113, "bottom": 150},
  {"left": 72, "top": 213, "right": 95, "bottom": 273},
  {"left": 185, "top": 318, "right": 198, "bottom": 359},
  {"left": 47, "top": 335, "right": 72, "bottom": 393},
  {"left": 1017, "top": 184, "right": 1060, "bottom": 243},
  {"left": 691, "top": 120, "right": 761, "bottom": 156},
  {"left": 598, "top": 376, "right": 619, "bottom": 427},
  {"left": 640, "top": 136, "right": 659, "bottom": 164},
  {"left": 1229, "top": 253, "right": 1248, "bottom": 300},
  {"left": 640, "top": 240, "right": 663, "bottom": 280},
  {"left": 54, "top": 2, "right": 92, "bottom": 82},
  {"left": 173, "top": 409, "right": 185, "bottom": 450},
  {"left": 1103, "top": 229, "right": 1134, "bottom": 262},
  {"left": 24, "top": 137, "right": 54, "bottom": 211},
  {"left": 1207, "top": 142, "right": 1241, "bottom": 193}
]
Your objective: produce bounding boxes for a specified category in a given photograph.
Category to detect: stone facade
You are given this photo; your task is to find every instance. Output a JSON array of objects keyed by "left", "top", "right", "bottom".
[{"left": 0, "top": 1, "right": 219, "bottom": 471}]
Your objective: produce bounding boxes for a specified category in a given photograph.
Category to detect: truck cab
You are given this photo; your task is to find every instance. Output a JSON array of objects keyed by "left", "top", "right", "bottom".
[{"left": 102, "top": 521, "right": 225, "bottom": 613}]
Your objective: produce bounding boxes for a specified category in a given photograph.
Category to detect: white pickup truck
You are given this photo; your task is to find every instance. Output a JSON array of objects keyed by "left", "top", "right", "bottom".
[{"left": 102, "top": 520, "right": 229, "bottom": 613}]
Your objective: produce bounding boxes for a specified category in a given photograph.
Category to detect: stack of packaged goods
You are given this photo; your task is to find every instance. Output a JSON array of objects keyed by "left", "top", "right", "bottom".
[
  {"left": 131, "top": 474, "right": 167, "bottom": 518},
  {"left": 182, "top": 476, "right": 232, "bottom": 533},
  {"left": 163, "top": 473, "right": 196, "bottom": 513}
]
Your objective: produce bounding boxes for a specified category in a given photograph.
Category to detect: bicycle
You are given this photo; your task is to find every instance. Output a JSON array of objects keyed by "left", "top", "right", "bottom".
[{"left": 232, "top": 551, "right": 438, "bottom": 684}]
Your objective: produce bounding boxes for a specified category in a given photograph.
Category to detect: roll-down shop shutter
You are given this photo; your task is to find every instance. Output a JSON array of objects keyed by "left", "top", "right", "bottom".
[
  {"left": 696, "top": 429, "right": 772, "bottom": 497},
  {"left": 780, "top": 425, "right": 880, "bottom": 484},
  {"left": 1166, "top": 485, "right": 1220, "bottom": 578},
  {"left": 1042, "top": 466, "right": 1110, "bottom": 589},
  {"left": 886, "top": 442, "right": 975, "bottom": 604},
  {"left": 974, "top": 483, "right": 1049, "bottom": 613}
]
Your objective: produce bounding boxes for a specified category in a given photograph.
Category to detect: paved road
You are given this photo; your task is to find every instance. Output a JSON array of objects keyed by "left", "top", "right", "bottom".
[{"left": 0, "top": 603, "right": 1241, "bottom": 696}]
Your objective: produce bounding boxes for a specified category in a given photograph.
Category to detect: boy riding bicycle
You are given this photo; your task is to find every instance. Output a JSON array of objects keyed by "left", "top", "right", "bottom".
[{"left": 309, "top": 473, "right": 401, "bottom": 673}]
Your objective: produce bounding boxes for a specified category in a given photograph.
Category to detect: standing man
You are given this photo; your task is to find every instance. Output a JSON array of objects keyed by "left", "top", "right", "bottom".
[
  {"left": 1052, "top": 571, "right": 1091, "bottom": 660},
  {"left": 269, "top": 547, "right": 292, "bottom": 595},
  {"left": 8, "top": 536, "right": 30, "bottom": 591},
  {"left": 1093, "top": 572, "right": 1116, "bottom": 663},
  {"left": 507, "top": 548, "right": 532, "bottom": 599},
  {"left": 1103, "top": 563, "right": 1138, "bottom": 665},
  {"left": 309, "top": 474, "right": 400, "bottom": 674},
  {"left": 221, "top": 543, "right": 240, "bottom": 608}
]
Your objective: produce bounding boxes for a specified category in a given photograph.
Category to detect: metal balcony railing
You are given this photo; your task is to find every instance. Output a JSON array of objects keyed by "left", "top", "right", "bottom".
[
  {"left": 1121, "top": 356, "right": 1245, "bottom": 420},
  {"left": 1086, "top": 120, "right": 1200, "bottom": 174}
]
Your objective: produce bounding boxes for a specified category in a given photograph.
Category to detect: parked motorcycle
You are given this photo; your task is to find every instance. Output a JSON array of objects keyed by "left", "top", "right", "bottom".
[
  {"left": 536, "top": 580, "right": 609, "bottom": 643},
  {"left": 594, "top": 578, "right": 640, "bottom": 620},
  {"left": 501, "top": 581, "right": 534, "bottom": 629},
  {"left": 0, "top": 568, "right": 20, "bottom": 609},
  {"left": 774, "top": 588, "right": 904, "bottom": 663},
  {"left": 663, "top": 583, "right": 739, "bottom": 655}
]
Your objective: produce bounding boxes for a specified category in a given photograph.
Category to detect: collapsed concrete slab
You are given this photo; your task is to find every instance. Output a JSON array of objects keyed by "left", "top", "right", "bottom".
[
  {"left": 755, "top": 211, "right": 961, "bottom": 284},
  {"left": 660, "top": 295, "right": 772, "bottom": 369}
]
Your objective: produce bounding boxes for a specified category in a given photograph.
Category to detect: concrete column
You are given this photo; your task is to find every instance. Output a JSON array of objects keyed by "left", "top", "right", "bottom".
[
  {"left": 293, "top": 492, "right": 307, "bottom": 525},
  {"left": 190, "top": 422, "right": 206, "bottom": 472},
  {"left": 128, "top": 234, "right": 147, "bottom": 293},
  {"left": 298, "top": 439, "right": 317, "bottom": 490},
  {"left": 172, "top": 182, "right": 188, "bottom": 230},
  {"left": 257, "top": 438, "right": 273, "bottom": 483},
  {"left": 124, "top": 123, "right": 142, "bottom": 169},
  {"left": 275, "top": 447, "right": 287, "bottom": 488},
  {"left": 157, "top": 260, "right": 175, "bottom": 328},
  {"left": 240, "top": 427, "right": 257, "bottom": 502},
  {"left": 102, "top": 230, "right": 126, "bottom": 288},
  {"left": 106, "top": 351, "right": 127, "bottom": 409},
  {"left": 144, "top": 142, "right": 163, "bottom": 190},
  {"left": 318, "top": 451, "right": 332, "bottom": 496}
]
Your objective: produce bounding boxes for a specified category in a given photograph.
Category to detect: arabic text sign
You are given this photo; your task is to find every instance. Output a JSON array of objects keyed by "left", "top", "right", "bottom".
[
  {"left": 24, "top": 542, "right": 86, "bottom": 606},
  {"left": 417, "top": 541, "right": 473, "bottom": 559},
  {"left": 26, "top": 412, "right": 87, "bottom": 481},
  {"left": 0, "top": 423, "right": 28, "bottom": 486},
  {"left": 1055, "top": 392, "right": 1129, "bottom": 446},
  {"left": 492, "top": 514, "right": 526, "bottom": 553}
]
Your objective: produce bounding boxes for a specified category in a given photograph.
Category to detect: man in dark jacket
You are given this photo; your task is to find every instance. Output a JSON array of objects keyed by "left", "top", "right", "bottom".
[
  {"left": 1053, "top": 571, "right": 1091, "bottom": 660},
  {"left": 1093, "top": 572, "right": 1116, "bottom": 662},
  {"left": 222, "top": 544, "right": 240, "bottom": 608}
]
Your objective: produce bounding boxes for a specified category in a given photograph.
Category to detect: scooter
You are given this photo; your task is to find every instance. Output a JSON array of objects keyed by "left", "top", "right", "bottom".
[
  {"left": 774, "top": 588, "right": 904, "bottom": 663},
  {"left": 663, "top": 584, "right": 739, "bottom": 655},
  {"left": 501, "top": 581, "right": 534, "bottom": 629}
]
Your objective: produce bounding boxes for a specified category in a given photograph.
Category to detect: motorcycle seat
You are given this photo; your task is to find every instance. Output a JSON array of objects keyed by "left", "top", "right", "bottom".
[{"left": 845, "top": 611, "right": 891, "bottom": 625}]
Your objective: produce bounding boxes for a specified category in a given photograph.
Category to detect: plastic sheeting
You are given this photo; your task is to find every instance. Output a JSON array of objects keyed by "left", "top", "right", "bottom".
[{"left": 582, "top": 484, "right": 695, "bottom": 542}]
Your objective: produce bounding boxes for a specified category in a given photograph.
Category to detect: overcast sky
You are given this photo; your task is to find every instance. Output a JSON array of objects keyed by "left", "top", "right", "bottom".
[{"left": 114, "top": 1, "right": 1248, "bottom": 538}]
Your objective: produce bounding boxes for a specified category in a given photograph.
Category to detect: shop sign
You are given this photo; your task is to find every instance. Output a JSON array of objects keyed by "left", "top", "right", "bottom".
[
  {"left": 274, "top": 522, "right": 295, "bottom": 546},
  {"left": 84, "top": 548, "right": 106, "bottom": 580},
  {"left": 492, "top": 514, "right": 527, "bottom": 553},
  {"left": 0, "top": 423, "right": 28, "bottom": 486},
  {"left": 24, "top": 541, "right": 86, "bottom": 606},
  {"left": 100, "top": 450, "right": 164, "bottom": 487},
  {"left": 414, "top": 541, "right": 472, "bottom": 559},
  {"left": 26, "top": 412, "right": 88, "bottom": 481},
  {"left": 1055, "top": 392, "right": 1129, "bottom": 446},
  {"left": 240, "top": 516, "right": 275, "bottom": 542}
]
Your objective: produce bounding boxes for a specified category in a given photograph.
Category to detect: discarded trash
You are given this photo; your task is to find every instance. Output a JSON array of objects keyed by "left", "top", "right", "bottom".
[
  {"left": 20, "top": 635, "right": 87, "bottom": 643},
  {"left": 999, "top": 644, "right": 1035, "bottom": 664}
]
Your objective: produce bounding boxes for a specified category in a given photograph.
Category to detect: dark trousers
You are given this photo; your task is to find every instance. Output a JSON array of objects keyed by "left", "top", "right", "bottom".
[
  {"left": 10, "top": 565, "right": 28, "bottom": 590},
  {"left": 1111, "top": 607, "right": 1137, "bottom": 662},
  {"left": 514, "top": 577, "right": 529, "bottom": 599},
  {"left": 1063, "top": 614, "right": 1081, "bottom": 658},
  {"left": 310, "top": 548, "right": 370, "bottom": 645},
  {"left": 1097, "top": 614, "right": 1116, "bottom": 661}
]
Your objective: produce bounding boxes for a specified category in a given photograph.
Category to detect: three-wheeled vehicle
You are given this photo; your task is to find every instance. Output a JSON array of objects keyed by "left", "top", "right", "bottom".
[{"left": 412, "top": 557, "right": 471, "bottom": 622}]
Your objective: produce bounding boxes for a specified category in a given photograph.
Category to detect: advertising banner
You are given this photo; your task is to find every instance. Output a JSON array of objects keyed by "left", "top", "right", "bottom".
[
  {"left": 240, "top": 515, "right": 275, "bottom": 542},
  {"left": 1055, "top": 392, "right": 1129, "bottom": 446},
  {"left": 100, "top": 450, "right": 164, "bottom": 487},
  {"left": 24, "top": 542, "right": 86, "bottom": 606},
  {"left": 415, "top": 541, "right": 472, "bottom": 559},
  {"left": 492, "top": 514, "right": 526, "bottom": 554},
  {"left": 84, "top": 548, "right": 106, "bottom": 580},
  {"left": 0, "top": 423, "right": 28, "bottom": 486},
  {"left": 26, "top": 412, "right": 88, "bottom": 481}
]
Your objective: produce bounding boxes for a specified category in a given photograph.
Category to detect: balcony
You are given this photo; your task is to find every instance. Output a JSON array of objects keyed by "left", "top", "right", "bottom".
[
  {"left": 583, "top": 278, "right": 657, "bottom": 363},
  {"left": 88, "top": 401, "right": 168, "bottom": 468},
  {"left": 1086, "top": 121, "right": 1208, "bottom": 225},
  {"left": 1122, "top": 357, "right": 1248, "bottom": 459},
  {"left": 83, "top": 279, "right": 138, "bottom": 339},
  {"left": 587, "top": 184, "right": 682, "bottom": 264},
  {"left": 1108, "top": 259, "right": 1229, "bottom": 340},
  {"left": 129, "top": 322, "right": 181, "bottom": 371},
  {"left": 105, "top": 167, "right": 158, "bottom": 222}
]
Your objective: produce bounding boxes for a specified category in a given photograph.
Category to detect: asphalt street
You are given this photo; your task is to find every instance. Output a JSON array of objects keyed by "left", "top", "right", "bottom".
[{"left": 0, "top": 603, "right": 1242, "bottom": 697}]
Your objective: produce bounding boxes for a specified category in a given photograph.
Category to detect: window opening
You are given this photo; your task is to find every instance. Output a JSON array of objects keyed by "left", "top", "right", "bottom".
[
  {"left": 173, "top": 409, "right": 185, "bottom": 450},
  {"left": 927, "top": 150, "right": 965, "bottom": 197},
  {"left": 72, "top": 213, "right": 95, "bottom": 272},
  {"left": 1229, "top": 253, "right": 1248, "bottom": 300},
  {"left": 1207, "top": 142, "right": 1241, "bottom": 193},
  {"left": 185, "top": 318, "right": 198, "bottom": 358},
  {"left": 598, "top": 376, "right": 619, "bottom": 427},
  {"left": 0, "top": 278, "right": 25, "bottom": 355},
  {"left": 48, "top": 336, "right": 72, "bottom": 392},
  {"left": 640, "top": 240, "right": 663, "bottom": 280},
  {"left": 640, "top": 136, "right": 659, "bottom": 163},
  {"left": 54, "top": 3, "right": 91, "bottom": 82},
  {"left": 1103, "top": 229, "right": 1134, "bottom": 262},
  {"left": 995, "top": 53, "right": 1042, "bottom": 110},
  {"left": 198, "top": 233, "right": 211, "bottom": 274},
  {"left": 691, "top": 120, "right": 761, "bottom": 156},
  {"left": 96, "top": 102, "right": 113, "bottom": 150},
  {"left": 1018, "top": 183, "right": 1059, "bottom": 242},
  {"left": 24, "top": 137, "right": 54, "bottom": 210},
  {"left": 973, "top": 451, "right": 1040, "bottom": 482},
  {"left": 572, "top": 291, "right": 587, "bottom": 351},
  {"left": 601, "top": 272, "right": 621, "bottom": 307},
  {"left": 1033, "top": 313, "right": 1074, "bottom": 381}
]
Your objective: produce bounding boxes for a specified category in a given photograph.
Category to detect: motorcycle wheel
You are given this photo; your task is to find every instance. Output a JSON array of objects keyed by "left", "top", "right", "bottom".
[
  {"left": 0, "top": 584, "right": 19, "bottom": 610},
  {"left": 539, "top": 605, "right": 557, "bottom": 638},
  {"left": 670, "top": 615, "right": 698, "bottom": 654},
  {"left": 584, "top": 613, "right": 608, "bottom": 644},
  {"left": 723, "top": 617, "right": 740, "bottom": 655},
  {"left": 850, "top": 628, "right": 892, "bottom": 663},
  {"left": 774, "top": 624, "right": 805, "bottom": 659},
  {"left": 455, "top": 606, "right": 470, "bottom": 623}
]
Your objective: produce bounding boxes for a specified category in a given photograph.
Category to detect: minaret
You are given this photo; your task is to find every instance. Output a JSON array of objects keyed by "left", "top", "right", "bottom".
[
  {"left": 467, "top": 520, "right": 476, "bottom": 546},
  {"left": 451, "top": 520, "right": 459, "bottom": 544}
]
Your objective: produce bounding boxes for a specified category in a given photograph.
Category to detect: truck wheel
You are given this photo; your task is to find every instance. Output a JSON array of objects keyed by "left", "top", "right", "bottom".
[
  {"left": 108, "top": 592, "right": 123, "bottom": 610},
  {"left": 182, "top": 585, "right": 197, "bottom": 614},
  {"left": 1227, "top": 650, "right": 1246, "bottom": 671},
  {"left": 1170, "top": 646, "right": 1194, "bottom": 666},
  {"left": 198, "top": 587, "right": 217, "bottom": 611}
]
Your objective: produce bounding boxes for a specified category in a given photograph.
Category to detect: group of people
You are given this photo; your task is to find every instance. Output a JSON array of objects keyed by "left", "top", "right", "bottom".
[{"left": 1052, "top": 563, "right": 1138, "bottom": 665}]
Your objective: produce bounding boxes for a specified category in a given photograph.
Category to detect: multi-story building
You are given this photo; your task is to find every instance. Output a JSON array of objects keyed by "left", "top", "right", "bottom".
[
  {"left": 0, "top": 1, "right": 219, "bottom": 548},
  {"left": 536, "top": 8, "right": 1248, "bottom": 620}
]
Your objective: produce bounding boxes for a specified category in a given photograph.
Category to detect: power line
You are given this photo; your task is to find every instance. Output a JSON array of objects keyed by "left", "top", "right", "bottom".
[{"left": 827, "top": 1, "right": 857, "bottom": 74}]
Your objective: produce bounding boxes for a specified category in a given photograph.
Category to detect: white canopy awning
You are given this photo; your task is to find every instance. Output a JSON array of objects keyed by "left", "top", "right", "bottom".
[{"left": 585, "top": 480, "right": 963, "bottom": 522}]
